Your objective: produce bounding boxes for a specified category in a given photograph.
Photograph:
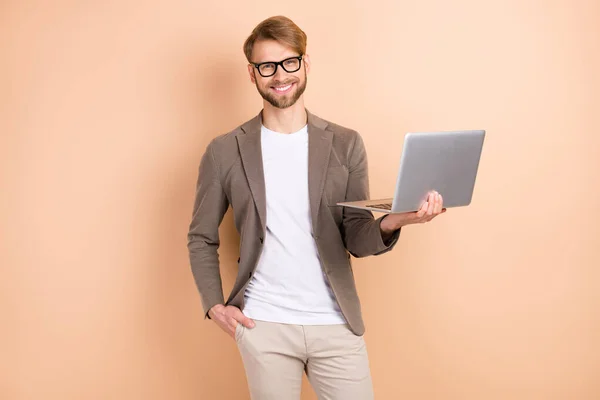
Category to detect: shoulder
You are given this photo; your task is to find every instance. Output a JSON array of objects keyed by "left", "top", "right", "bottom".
[
  {"left": 194, "top": 118, "right": 250, "bottom": 179},
  {"left": 208, "top": 125, "right": 243, "bottom": 151},
  {"left": 310, "top": 112, "right": 363, "bottom": 151},
  {"left": 204, "top": 114, "right": 255, "bottom": 162}
]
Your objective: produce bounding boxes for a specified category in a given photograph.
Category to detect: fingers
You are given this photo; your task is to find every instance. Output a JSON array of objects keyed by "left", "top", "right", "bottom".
[
  {"left": 417, "top": 201, "right": 428, "bottom": 218},
  {"left": 228, "top": 317, "right": 238, "bottom": 338},
  {"left": 434, "top": 193, "right": 443, "bottom": 214},
  {"left": 231, "top": 307, "right": 255, "bottom": 328},
  {"left": 426, "top": 193, "right": 436, "bottom": 216},
  {"left": 422, "top": 191, "right": 444, "bottom": 222},
  {"left": 411, "top": 191, "right": 447, "bottom": 225},
  {"left": 217, "top": 306, "right": 256, "bottom": 339},
  {"left": 417, "top": 194, "right": 430, "bottom": 218}
]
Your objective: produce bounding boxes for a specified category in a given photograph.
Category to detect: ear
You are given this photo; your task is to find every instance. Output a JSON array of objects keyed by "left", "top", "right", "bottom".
[
  {"left": 247, "top": 64, "right": 256, "bottom": 84},
  {"left": 303, "top": 54, "right": 311, "bottom": 75}
]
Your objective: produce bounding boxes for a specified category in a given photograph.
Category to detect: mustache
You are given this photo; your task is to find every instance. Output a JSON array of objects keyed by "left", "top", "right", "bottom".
[{"left": 269, "top": 79, "right": 298, "bottom": 86}]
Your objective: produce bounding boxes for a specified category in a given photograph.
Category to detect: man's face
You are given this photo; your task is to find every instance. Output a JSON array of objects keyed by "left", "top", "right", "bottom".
[{"left": 247, "top": 40, "right": 310, "bottom": 109}]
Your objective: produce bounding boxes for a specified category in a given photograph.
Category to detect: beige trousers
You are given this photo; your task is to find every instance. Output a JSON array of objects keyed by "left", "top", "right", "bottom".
[{"left": 235, "top": 319, "right": 374, "bottom": 400}]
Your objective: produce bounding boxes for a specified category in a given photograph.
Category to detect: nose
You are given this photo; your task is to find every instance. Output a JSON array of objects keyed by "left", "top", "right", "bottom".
[{"left": 272, "top": 64, "right": 288, "bottom": 81}]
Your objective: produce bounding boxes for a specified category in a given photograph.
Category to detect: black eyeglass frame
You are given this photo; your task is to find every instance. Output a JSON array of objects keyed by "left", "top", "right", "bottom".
[{"left": 251, "top": 55, "right": 304, "bottom": 77}]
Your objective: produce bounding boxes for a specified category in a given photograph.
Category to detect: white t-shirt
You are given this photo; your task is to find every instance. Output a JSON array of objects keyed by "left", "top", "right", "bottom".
[{"left": 242, "top": 124, "right": 346, "bottom": 325}]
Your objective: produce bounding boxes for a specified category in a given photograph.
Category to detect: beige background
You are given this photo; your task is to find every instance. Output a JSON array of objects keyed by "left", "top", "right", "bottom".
[{"left": 2, "top": 0, "right": 599, "bottom": 399}]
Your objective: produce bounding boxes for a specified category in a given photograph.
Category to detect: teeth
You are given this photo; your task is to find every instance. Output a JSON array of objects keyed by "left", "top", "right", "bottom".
[{"left": 274, "top": 84, "right": 292, "bottom": 92}]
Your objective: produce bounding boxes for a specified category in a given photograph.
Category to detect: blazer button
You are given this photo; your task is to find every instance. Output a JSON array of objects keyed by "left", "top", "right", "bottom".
[{"left": 259, "top": 236, "right": 264, "bottom": 244}]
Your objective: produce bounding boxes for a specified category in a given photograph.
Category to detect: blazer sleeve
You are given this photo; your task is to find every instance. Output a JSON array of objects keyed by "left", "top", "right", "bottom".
[
  {"left": 340, "top": 132, "right": 401, "bottom": 258},
  {"left": 187, "top": 140, "right": 230, "bottom": 319}
]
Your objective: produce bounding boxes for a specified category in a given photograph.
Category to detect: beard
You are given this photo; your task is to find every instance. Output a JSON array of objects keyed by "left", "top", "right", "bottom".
[{"left": 255, "top": 73, "right": 308, "bottom": 109}]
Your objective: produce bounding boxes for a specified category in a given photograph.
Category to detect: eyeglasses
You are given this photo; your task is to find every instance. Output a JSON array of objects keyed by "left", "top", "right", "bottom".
[{"left": 251, "top": 55, "right": 303, "bottom": 78}]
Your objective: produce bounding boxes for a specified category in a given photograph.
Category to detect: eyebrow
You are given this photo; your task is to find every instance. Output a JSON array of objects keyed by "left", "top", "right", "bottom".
[{"left": 252, "top": 55, "right": 300, "bottom": 64}]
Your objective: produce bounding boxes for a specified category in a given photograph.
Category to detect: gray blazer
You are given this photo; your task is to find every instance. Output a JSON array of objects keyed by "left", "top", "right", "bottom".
[{"left": 187, "top": 109, "right": 401, "bottom": 335}]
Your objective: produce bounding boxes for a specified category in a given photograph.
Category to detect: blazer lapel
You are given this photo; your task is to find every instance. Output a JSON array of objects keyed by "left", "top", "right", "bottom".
[
  {"left": 307, "top": 110, "right": 332, "bottom": 234},
  {"left": 236, "top": 109, "right": 332, "bottom": 235},
  {"left": 237, "top": 112, "right": 267, "bottom": 233}
]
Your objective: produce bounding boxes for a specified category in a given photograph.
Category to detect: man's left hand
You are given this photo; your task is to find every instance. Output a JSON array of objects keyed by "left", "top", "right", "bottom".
[{"left": 381, "top": 191, "right": 446, "bottom": 234}]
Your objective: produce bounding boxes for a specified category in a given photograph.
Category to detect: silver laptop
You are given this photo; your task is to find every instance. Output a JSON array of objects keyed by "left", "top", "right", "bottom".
[{"left": 337, "top": 130, "right": 486, "bottom": 213}]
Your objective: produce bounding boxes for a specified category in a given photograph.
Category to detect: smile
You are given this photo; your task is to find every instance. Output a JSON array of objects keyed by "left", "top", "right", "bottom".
[{"left": 271, "top": 83, "right": 294, "bottom": 94}]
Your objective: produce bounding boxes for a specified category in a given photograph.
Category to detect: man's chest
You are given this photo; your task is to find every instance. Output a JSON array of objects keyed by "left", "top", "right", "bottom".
[{"left": 261, "top": 137, "right": 309, "bottom": 200}]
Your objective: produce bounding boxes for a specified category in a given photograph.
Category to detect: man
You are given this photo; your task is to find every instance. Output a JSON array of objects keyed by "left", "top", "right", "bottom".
[{"left": 187, "top": 15, "right": 445, "bottom": 400}]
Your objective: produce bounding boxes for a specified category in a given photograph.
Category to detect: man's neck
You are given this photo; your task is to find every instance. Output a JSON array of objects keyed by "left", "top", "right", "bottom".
[{"left": 261, "top": 100, "right": 307, "bottom": 134}]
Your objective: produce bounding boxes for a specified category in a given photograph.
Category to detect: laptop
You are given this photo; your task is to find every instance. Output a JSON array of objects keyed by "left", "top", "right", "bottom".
[{"left": 337, "top": 130, "right": 486, "bottom": 213}]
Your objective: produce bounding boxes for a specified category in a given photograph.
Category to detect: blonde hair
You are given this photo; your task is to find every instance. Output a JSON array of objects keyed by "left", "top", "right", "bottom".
[{"left": 243, "top": 16, "right": 307, "bottom": 62}]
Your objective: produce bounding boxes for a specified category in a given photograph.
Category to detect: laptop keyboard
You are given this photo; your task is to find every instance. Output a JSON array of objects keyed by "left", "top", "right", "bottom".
[{"left": 367, "top": 203, "right": 392, "bottom": 210}]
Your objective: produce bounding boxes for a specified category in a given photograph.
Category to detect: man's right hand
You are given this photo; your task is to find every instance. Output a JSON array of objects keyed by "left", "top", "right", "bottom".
[{"left": 208, "top": 304, "right": 255, "bottom": 339}]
